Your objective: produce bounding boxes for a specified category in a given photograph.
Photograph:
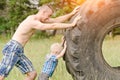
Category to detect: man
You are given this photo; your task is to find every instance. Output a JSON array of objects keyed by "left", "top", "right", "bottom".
[{"left": 0, "top": 4, "right": 81, "bottom": 80}]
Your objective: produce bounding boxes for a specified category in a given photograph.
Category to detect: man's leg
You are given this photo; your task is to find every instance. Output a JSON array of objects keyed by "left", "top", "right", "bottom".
[
  {"left": 15, "top": 54, "right": 37, "bottom": 80},
  {"left": 0, "top": 52, "right": 19, "bottom": 80},
  {"left": 0, "top": 40, "right": 23, "bottom": 80},
  {"left": 0, "top": 76, "right": 4, "bottom": 80},
  {"left": 24, "top": 71, "right": 37, "bottom": 80}
]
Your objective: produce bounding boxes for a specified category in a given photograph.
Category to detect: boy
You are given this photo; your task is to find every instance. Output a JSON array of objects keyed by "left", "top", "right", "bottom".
[
  {"left": 38, "top": 38, "right": 66, "bottom": 80},
  {"left": 0, "top": 4, "right": 81, "bottom": 80}
]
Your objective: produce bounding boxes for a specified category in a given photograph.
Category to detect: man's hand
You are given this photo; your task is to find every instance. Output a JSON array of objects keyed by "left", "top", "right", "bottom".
[
  {"left": 71, "top": 6, "right": 81, "bottom": 15},
  {"left": 72, "top": 14, "right": 82, "bottom": 27}
]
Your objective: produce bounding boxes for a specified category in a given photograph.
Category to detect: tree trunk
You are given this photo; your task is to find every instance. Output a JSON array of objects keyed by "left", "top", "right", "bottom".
[{"left": 64, "top": 0, "right": 120, "bottom": 80}]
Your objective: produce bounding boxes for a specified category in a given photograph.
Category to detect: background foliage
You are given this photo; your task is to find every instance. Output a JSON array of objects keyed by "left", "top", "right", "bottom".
[{"left": 0, "top": 0, "right": 85, "bottom": 37}]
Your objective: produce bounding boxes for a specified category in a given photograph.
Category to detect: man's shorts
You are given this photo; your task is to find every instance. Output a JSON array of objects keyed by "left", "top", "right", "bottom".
[{"left": 0, "top": 40, "right": 35, "bottom": 77}]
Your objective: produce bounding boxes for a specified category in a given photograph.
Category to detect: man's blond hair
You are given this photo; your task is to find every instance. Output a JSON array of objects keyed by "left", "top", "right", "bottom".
[{"left": 38, "top": 4, "right": 54, "bottom": 13}]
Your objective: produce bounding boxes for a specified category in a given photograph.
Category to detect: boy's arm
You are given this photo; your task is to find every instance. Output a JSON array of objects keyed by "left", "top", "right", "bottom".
[
  {"left": 33, "top": 15, "right": 81, "bottom": 30},
  {"left": 45, "top": 6, "right": 81, "bottom": 23},
  {"left": 60, "top": 36, "right": 65, "bottom": 47},
  {"left": 56, "top": 41, "right": 67, "bottom": 59}
]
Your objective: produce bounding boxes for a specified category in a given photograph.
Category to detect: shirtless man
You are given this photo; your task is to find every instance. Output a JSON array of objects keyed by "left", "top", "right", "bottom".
[{"left": 0, "top": 4, "right": 81, "bottom": 80}]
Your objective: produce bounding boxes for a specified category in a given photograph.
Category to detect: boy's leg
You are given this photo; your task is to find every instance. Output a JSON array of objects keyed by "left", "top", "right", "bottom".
[
  {"left": 38, "top": 73, "right": 49, "bottom": 80},
  {"left": 15, "top": 54, "right": 37, "bottom": 80}
]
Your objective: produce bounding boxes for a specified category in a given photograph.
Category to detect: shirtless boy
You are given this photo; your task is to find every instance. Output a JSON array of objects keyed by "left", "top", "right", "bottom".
[{"left": 0, "top": 4, "right": 81, "bottom": 80}]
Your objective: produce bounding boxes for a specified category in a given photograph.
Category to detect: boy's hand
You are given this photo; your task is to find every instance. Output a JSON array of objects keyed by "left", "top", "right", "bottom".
[
  {"left": 71, "top": 6, "right": 81, "bottom": 15},
  {"left": 61, "top": 36, "right": 65, "bottom": 42},
  {"left": 72, "top": 15, "right": 82, "bottom": 27},
  {"left": 63, "top": 41, "right": 67, "bottom": 49},
  {"left": 56, "top": 41, "right": 67, "bottom": 59},
  {"left": 61, "top": 36, "right": 65, "bottom": 47}
]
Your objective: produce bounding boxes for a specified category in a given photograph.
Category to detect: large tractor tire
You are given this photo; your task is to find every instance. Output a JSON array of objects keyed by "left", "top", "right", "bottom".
[{"left": 64, "top": 0, "right": 120, "bottom": 80}]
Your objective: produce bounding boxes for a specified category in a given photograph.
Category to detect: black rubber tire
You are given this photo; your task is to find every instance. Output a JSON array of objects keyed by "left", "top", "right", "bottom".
[{"left": 64, "top": 0, "right": 120, "bottom": 80}]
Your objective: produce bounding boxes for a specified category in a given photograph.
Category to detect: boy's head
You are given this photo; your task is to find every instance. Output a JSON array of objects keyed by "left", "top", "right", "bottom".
[{"left": 50, "top": 43, "right": 63, "bottom": 55}]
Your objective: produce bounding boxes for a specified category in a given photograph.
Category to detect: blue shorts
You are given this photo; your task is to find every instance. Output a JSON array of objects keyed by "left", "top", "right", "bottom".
[{"left": 0, "top": 40, "right": 34, "bottom": 77}]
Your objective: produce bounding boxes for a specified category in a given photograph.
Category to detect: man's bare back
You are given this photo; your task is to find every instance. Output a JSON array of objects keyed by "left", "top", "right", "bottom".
[
  {"left": 12, "top": 15, "right": 36, "bottom": 47},
  {"left": 12, "top": 5, "right": 81, "bottom": 47},
  {"left": 0, "top": 5, "right": 81, "bottom": 80}
]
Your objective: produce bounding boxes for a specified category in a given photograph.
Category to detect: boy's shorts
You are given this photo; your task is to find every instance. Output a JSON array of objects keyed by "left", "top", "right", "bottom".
[
  {"left": 42, "top": 54, "right": 58, "bottom": 77},
  {"left": 0, "top": 40, "right": 35, "bottom": 77}
]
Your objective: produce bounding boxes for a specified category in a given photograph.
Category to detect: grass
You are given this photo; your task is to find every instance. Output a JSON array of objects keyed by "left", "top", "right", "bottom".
[
  {"left": 0, "top": 35, "right": 120, "bottom": 80},
  {"left": 102, "top": 35, "right": 120, "bottom": 67},
  {"left": 0, "top": 35, "right": 72, "bottom": 80}
]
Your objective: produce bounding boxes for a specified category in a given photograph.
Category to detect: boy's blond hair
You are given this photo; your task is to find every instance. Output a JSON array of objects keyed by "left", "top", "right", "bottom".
[{"left": 50, "top": 43, "right": 63, "bottom": 54}]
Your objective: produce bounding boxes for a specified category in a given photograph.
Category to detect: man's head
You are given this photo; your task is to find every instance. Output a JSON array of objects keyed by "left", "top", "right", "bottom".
[
  {"left": 38, "top": 4, "right": 54, "bottom": 22},
  {"left": 50, "top": 43, "right": 63, "bottom": 55}
]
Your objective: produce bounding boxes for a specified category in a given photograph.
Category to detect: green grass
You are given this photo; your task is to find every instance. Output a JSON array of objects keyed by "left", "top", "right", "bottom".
[
  {"left": 102, "top": 35, "right": 120, "bottom": 67},
  {"left": 0, "top": 35, "right": 120, "bottom": 80},
  {"left": 0, "top": 35, "right": 72, "bottom": 80}
]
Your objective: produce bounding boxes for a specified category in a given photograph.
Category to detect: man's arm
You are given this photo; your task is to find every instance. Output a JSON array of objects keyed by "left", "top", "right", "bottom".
[
  {"left": 34, "top": 22, "right": 74, "bottom": 30},
  {"left": 45, "top": 6, "right": 81, "bottom": 23},
  {"left": 33, "top": 15, "right": 81, "bottom": 30}
]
